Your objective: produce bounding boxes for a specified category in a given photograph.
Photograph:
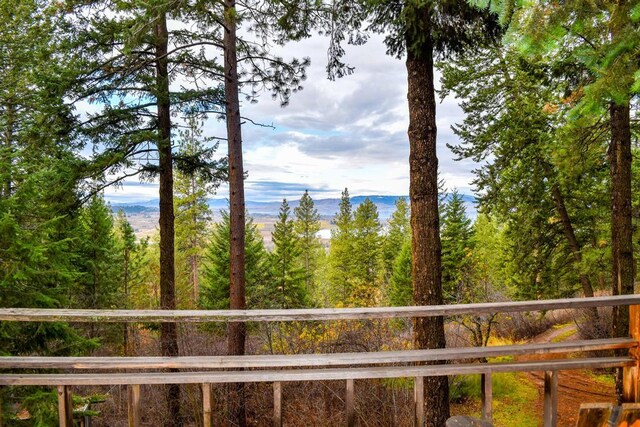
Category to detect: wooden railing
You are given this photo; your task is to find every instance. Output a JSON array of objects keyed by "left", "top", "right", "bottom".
[{"left": 1, "top": 294, "right": 639, "bottom": 427}]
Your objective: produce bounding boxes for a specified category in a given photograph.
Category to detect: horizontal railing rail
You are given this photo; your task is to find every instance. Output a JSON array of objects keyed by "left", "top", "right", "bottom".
[
  {"left": 0, "top": 338, "right": 635, "bottom": 370},
  {"left": 0, "top": 357, "right": 633, "bottom": 386},
  {"left": 1, "top": 294, "right": 639, "bottom": 322}
]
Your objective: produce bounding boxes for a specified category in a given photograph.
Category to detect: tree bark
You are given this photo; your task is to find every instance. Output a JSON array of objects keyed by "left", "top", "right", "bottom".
[
  {"left": 155, "top": 13, "right": 182, "bottom": 427},
  {"left": 406, "top": 18, "right": 450, "bottom": 427},
  {"left": 2, "top": 101, "right": 14, "bottom": 198},
  {"left": 549, "top": 184, "right": 596, "bottom": 299},
  {"left": 123, "top": 246, "right": 130, "bottom": 356},
  {"left": 610, "top": 101, "right": 634, "bottom": 403},
  {"left": 191, "top": 175, "right": 199, "bottom": 305},
  {"left": 223, "top": 0, "right": 247, "bottom": 424}
]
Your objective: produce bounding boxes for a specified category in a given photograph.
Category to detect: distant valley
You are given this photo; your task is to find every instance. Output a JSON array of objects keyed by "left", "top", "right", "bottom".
[{"left": 111, "top": 194, "right": 477, "bottom": 241}]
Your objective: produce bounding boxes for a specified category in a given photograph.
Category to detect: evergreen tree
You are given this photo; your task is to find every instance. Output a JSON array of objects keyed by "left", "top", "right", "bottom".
[
  {"left": 351, "top": 197, "right": 383, "bottom": 304},
  {"left": 382, "top": 197, "right": 410, "bottom": 278},
  {"left": 114, "top": 210, "right": 137, "bottom": 306},
  {"left": 294, "top": 190, "right": 322, "bottom": 296},
  {"left": 389, "top": 239, "right": 412, "bottom": 307},
  {"left": 270, "top": 199, "right": 308, "bottom": 308},
  {"left": 67, "top": 6, "right": 230, "bottom": 420},
  {"left": 114, "top": 210, "right": 149, "bottom": 355},
  {"left": 75, "top": 195, "right": 121, "bottom": 342},
  {"left": 174, "top": 118, "right": 217, "bottom": 308},
  {"left": 327, "top": 1, "right": 502, "bottom": 420},
  {"left": 201, "top": 211, "right": 271, "bottom": 310},
  {"left": 439, "top": 44, "right": 606, "bottom": 300},
  {"left": 328, "top": 188, "right": 355, "bottom": 304},
  {"left": 440, "top": 190, "right": 473, "bottom": 303},
  {"left": 470, "top": 214, "right": 508, "bottom": 298},
  {"left": 0, "top": 3, "right": 92, "bottom": 394},
  {"left": 76, "top": 195, "right": 120, "bottom": 310},
  {"left": 511, "top": 2, "right": 638, "bottom": 399}
]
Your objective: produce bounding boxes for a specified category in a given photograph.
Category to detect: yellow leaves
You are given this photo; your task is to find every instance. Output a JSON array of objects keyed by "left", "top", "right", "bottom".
[
  {"left": 263, "top": 319, "right": 411, "bottom": 355},
  {"left": 542, "top": 102, "right": 559, "bottom": 114},
  {"left": 561, "top": 87, "right": 584, "bottom": 106},
  {"left": 548, "top": 215, "right": 560, "bottom": 224}
]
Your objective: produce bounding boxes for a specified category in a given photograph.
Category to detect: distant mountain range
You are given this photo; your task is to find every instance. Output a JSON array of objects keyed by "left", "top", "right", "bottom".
[{"left": 112, "top": 194, "right": 477, "bottom": 220}]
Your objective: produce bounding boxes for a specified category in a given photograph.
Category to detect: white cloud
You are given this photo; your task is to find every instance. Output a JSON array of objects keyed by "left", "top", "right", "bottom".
[{"left": 101, "top": 33, "right": 476, "bottom": 205}]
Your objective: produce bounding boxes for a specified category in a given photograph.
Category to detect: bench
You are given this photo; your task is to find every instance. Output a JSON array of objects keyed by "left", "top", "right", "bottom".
[
  {"left": 577, "top": 403, "right": 640, "bottom": 426},
  {"left": 1, "top": 337, "right": 636, "bottom": 427}
]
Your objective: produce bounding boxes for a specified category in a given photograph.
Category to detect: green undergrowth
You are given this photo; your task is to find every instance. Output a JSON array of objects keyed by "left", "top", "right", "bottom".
[
  {"left": 450, "top": 359, "right": 539, "bottom": 426},
  {"left": 585, "top": 370, "right": 615, "bottom": 387},
  {"left": 552, "top": 322, "right": 573, "bottom": 330}
]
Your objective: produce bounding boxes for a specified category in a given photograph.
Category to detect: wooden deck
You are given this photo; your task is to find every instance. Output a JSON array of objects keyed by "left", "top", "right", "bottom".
[{"left": 1, "top": 295, "right": 639, "bottom": 427}]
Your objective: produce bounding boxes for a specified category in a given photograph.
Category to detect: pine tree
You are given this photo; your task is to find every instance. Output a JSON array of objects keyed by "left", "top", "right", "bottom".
[
  {"left": 326, "top": 2, "right": 501, "bottom": 420},
  {"left": 351, "top": 198, "right": 383, "bottom": 303},
  {"left": 270, "top": 199, "right": 308, "bottom": 308},
  {"left": 174, "top": 118, "right": 216, "bottom": 308},
  {"left": 0, "top": 1, "right": 91, "bottom": 386},
  {"left": 201, "top": 211, "right": 271, "bottom": 310},
  {"left": 328, "top": 188, "right": 355, "bottom": 304},
  {"left": 294, "top": 190, "right": 322, "bottom": 297},
  {"left": 382, "top": 197, "right": 410, "bottom": 279},
  {"left": 114, "top": 210, "right": 149, "bottom": 355},
  {"left": 510, "top": 1, "right": 638, "bottom": 401},
  {"left": 440, "top": 190, "right": 473, "bottom": 303},
  {"left": 75, "top": 194, "right": 121, "bottom": 340},
  {"left": 439, "top": 45, "right": 604, "bottom": 301},
  {"left": 389, "top": 239, "right": 412, "bottom": 306}
]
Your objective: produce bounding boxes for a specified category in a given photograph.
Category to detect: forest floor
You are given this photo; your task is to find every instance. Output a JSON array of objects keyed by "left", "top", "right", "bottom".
[{"left": 519, "top": 323, "right": 616, "bottom": 427}]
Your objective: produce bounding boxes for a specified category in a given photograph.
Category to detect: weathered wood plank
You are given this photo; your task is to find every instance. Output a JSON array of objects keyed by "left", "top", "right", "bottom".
[
  {"left": 624, "top": 305, "right": 640, "bottom": 403},
  {"left": 414, "top": 376, "right": 424, "bottom": 427},
  {"left": 1, "top": 295, "right": 639, "bottom": 323},
  {"left": 57, "top": 385, "right": 73, "bottom": 427},
  {"left": 346, "top": 379, "right": 355, "bottom": 427},
  {"left": 0, "top": 357, "right": 632, "bottom": 386},
  {"left": 128, "top": 384, "right": 140, "bottom": 427},
  {"left": 617, "top": 403, "right": 640, "bottom": 426},
  {"left": 481, "top": 373, "right": 492, "bottom": 423},
  {"left": 202, "top": 383, "right": 214, "bottom": 427},
  {"left": 1, "top": 338, "right": 633, "bottom": 370},
  {"left": 543, "top": 371, "right": 558, "bottom": 427},
  {"left": 576, "top": 403, "right": 613, "bottom": 427},
  {"left": 273, "top": 382, "right": 282, "bottom": 427},
  {"left": 446, "top": 416, "right": 493, "bottom": 427}
]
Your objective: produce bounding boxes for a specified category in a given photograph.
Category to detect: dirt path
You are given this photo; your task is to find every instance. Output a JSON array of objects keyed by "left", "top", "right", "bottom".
[{"left": 519, "top": 324, "right": 615, "bottom": 426}]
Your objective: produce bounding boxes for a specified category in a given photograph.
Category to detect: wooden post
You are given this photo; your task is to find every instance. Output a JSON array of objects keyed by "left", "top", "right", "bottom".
[
  {"left": 346, "top": 379, "right": 355, "bottom": 427},
  {"left": 481, "top": 373, "right": 492, "bottom": 422},
  {"left": 57, "top": 385, "right": 73, "bottom": 427},
  {"left": 543, "top": 371, "right": 558, "bottom": 427},
  {"left": 202, "top": 383, "right": 214, "bottom": 427},
  {"left": 128, "top": 384, "right": 141, "bottom": 427},
  {"left": 414, "top": 376, "right": 424, "bottom": 427},
  {"left": 273, "top": 382, "right": 282, "bottom": 427},
  {"left": 623, "top": 305, "right": 640, "bottom": 402}
]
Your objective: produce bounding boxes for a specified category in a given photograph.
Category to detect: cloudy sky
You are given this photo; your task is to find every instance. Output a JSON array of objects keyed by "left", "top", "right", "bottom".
[{"left": 103, "top": 34, "right": 478, "bottom": 204}]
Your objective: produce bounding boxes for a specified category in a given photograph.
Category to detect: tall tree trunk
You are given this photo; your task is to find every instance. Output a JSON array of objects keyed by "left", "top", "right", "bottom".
[
  {"left": 406, "top": 20, "right": 450, "bottom": 427},
  {"left": 191, "top": 175, "right": 199, "bottom": 305},
  {"left": 223, "top": 0, "right": 247, "bottom": 423},
  {"left": 2, "top": 101, "right": 15, "bottom": 198},
  {"left": 155, "top": 13, "right": 181, "bottom": 427},
  {"left": 123, "top": 247, "right": 130, "bottom": 356},
  {"left": 549, "top": 184, "right": 596, "bottom": 299},
  {"left": 610, "top": 101, "right": 634, "bottom": 403}
]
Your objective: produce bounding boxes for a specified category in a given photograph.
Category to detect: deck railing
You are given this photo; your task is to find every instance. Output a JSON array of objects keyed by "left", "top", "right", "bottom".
[{"left": 1, "top": 294, "right": 639, "bottom": 427}]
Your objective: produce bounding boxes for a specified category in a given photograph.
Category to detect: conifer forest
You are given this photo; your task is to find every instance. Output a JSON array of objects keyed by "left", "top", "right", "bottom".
[{"left": 0, "top": 0, "right": 639, "bottom": 425}]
